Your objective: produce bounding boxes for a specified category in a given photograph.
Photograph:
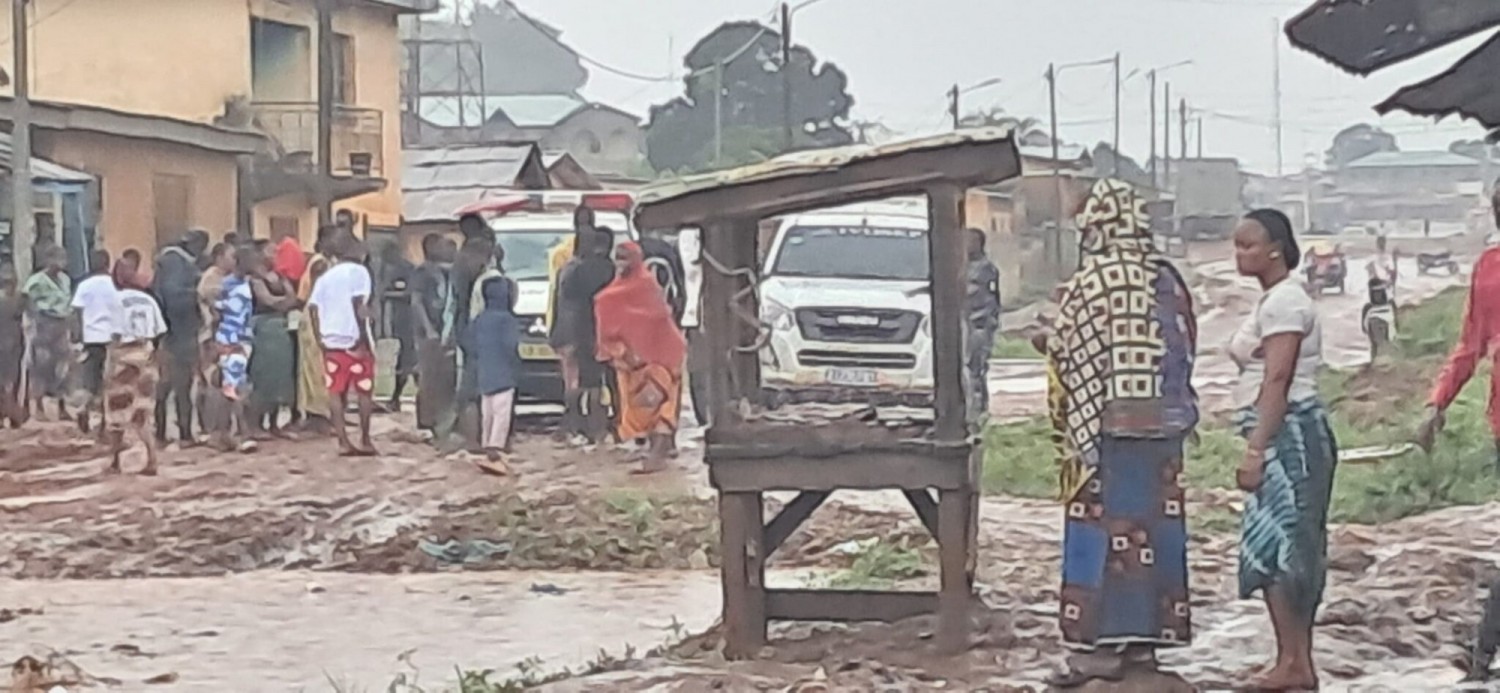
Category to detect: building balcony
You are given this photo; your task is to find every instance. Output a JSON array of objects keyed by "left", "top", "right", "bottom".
[
  {"left": 244, "top": 101, "right": 387, "bottom": 205},
  {"left": 252, "top": 101, "right": 384, "bottom": 178}
]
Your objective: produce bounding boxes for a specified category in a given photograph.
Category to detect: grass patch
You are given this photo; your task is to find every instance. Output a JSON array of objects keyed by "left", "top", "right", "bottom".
[
  {"left": 825, "top": 538, "right": 928, "bottom": 589},
  {"left": 472, "top": 490, "right": 719, "bottom": 570},
  {"left": 992, "top": 334, "right": 1042, "bottom": 360},
  {"left": 983, "top": 286, "right": 1500, "bottom": 525}
]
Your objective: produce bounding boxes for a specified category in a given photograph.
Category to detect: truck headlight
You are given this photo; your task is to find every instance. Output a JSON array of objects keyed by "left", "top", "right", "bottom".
[
  {"left": 527, "top": 317, "right": 548, "bottom": 337},
  {"left": 762, "top": 300, "right": 795, "bottom": 333},
  {"left": 920, "top": 314, "right": 931, "bottom": 338}
]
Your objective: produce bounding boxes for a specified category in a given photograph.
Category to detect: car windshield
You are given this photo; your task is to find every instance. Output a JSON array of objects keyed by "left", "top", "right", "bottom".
[
  {"left": 496, "top": 231, "right": 571, "bottom": 281},
  {"left": 771, "top": 225, "right": 929, "bottom": 281}
]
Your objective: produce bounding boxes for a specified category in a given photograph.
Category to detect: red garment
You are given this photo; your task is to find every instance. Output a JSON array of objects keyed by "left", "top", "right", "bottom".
[
  {"left": 594, "top": 242, "right": 687, "bottom": 368},
  {"left": 324, "top": 348, "right": 376, "bottom": 397},
  {"left": 274, "top": 236, "right": 308, "bottom": 284},
  {"left": 1430, "top": 247, "right": 1500, "bottom": 436}
]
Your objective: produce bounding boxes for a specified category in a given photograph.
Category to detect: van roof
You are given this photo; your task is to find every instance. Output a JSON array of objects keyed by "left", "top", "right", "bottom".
[
  {"left": 489, "top": 210, "right": 631, "bottom": 232},
  {"left": 783, "top": 197, "right": 930, "bottom": 220}
]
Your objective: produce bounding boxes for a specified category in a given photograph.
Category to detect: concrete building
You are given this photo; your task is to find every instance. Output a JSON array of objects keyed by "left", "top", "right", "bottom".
[
  {"left": 0, "top": 0, "right": 434, "bottom": 257},
  {"left": 413, "top": 94, "right": 646, "bottom": 178}
]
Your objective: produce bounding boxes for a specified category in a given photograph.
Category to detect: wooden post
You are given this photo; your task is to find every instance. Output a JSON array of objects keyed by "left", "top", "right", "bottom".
[
  {"left": 720, "top": 491, "right": 766, "bottom": 657},
  {"left": 315, "top": 0, "right": 335, "bottom": 228},
  {"left": 728, "top": 218, "right": 761, "bottom": 402},
  {"left": 926, "top": 184, "right": 968, "bottom": 442},
  {"left": 701, "top": 220, "right": 739, "bottom": 426},
  {"left": 938, "top": 488, "right": 975, "bottom": 654}
]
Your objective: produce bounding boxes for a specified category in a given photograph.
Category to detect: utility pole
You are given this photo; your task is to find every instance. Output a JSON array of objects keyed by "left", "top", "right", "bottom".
[
  {"left": 1112, "top": 52, "right": 1121, "bottom": 176},
  {"left": 11, "top": 0, "right": 31, "bottom": 274},
  {"left": 1148, "top": 70, "right": 1157, "bottom": 186},
  {"left": 1047, "top": 63, "right": 1062, "bottom": 273},
  {"left": 315, "top": 0, "right": 335, "bottom": 228},
  {"left": 1197, "top": 116, "right": 1204, "bottom": 158},
  {"left": 1180, "top": 97, "right": 1188, "bottom": 160},
  {"left": 1273, "top": 18, "right": 1284, "bottom": 177},
  {"left": 780, "top": 2, "right": 793, "bottom": 151},
  {"left": 948, "top": 83, "right": 960, "bottom": 130},
  {"left": 713, "top": 61, "right": 725, "bottom": 165},
  {"left": 1163, "top": 82, "right": 1172, "bottom": 189}
]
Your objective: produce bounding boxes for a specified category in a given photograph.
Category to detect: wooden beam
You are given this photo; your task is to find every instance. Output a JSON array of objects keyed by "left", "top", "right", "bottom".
[
  {"left": 701, "top": 219, "right": 741, "bottom": 427},
  {"left": 708, "top": 451, "right": 972, "bottom": 492},
  {"left": 762, "top": 491, "right": 830, "bottom": 556},
  {"left": 765, "top": 589, "right": 938, "bottom": 623},
  {"left": 634, "top": 142, "right": 1022, "bottom": 230},
  {"left": 720, "top": 491, "right": 767, "bottom": 658},
  {"left": 927, "top": 183, "right": 969, "bottom": 442},
  {"left": 937, "top": 488, "right": 976, "bottom": 654},
  {"left": 902, "top": 489, "right": 940, "bottom": 538},
  {"left": 728, "top": 217, "right": 761, "bottom": 404}
]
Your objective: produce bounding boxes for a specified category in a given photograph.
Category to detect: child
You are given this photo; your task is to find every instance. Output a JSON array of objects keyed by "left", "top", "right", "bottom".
[
  {"left": 211, "top": 246, "right": 259, "bottom": 452},
  {"left": 463, "top": 276, "right": 521, "bottom": 468}
]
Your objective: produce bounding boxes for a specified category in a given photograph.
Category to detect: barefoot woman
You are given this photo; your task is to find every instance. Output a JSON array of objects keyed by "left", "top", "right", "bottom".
[{"left": 1229, "top": 209, "right": 1338, "bottom": 691}]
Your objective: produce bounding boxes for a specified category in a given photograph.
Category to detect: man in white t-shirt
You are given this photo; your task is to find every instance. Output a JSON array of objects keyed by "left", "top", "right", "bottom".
[
  {"left": 107, "top": 287, "right": 169, "bottom": 475},
  {"left": 70, "top": 249, "right": 124, "bottom": 435},
  {"left": 309, "top": 235, "right": 377, "bottom": 456}
]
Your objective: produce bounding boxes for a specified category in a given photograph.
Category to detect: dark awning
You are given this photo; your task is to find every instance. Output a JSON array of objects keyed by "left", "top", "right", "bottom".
[
  {"left": 1376, "top": 31, "right": 1500, "bottom": 129},
  {"left": 1286, "top": 0, "right": 1500, "bottom": 75}
]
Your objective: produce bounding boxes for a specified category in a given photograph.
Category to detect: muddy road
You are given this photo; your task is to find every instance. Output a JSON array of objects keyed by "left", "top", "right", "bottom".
[{"left": 0, "top": 239, "right": 1488, "bottom": 691}]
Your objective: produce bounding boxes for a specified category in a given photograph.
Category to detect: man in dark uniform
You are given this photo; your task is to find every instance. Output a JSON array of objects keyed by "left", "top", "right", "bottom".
[{"left": 965, "top": 228, "right": 1001, "bottom": 424}]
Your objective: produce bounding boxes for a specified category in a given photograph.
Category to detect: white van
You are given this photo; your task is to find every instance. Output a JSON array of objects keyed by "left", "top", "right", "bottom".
[
  {"left": 475, "top": 192, "right": 633, "bottom": 401},
  {"left": 758, "top": 198, "right": 934, "bottom": 405}
]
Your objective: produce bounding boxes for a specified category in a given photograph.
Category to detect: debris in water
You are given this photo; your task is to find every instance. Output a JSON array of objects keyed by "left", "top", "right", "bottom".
[
  {"left": 530, "top": 583, "right": 570, "bottom": 596},
  {"left": 418, "top": 538, "right": 513, "bottom": 565},
  {"left": 143, "top": 672, "right": 178, "bottom": 684}
]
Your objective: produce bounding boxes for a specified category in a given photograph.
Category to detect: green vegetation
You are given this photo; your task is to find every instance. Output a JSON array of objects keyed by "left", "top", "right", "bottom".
[
  {"left": 821, "top": 537, "right": 929, "bottom": 589},
  {"left": 983, "top": 287, "right": 1498, "bottom": 526},
  {"left": 991, "top": 334, "right": 1043, "bottom": 360}
]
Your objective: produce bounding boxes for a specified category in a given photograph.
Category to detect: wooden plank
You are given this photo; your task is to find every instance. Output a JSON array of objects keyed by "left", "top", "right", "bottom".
[
  {"left": 719, "top": 491, "right": 767, "bottom": 658},
  {"left": 937, "top": 488, "right": 975, "bottom": 654},
  {"left": 765, "top": 589, "right": 938, "bottom": 623},
  {"left": 762, "top": 491, "right": 830, "bottom": 556},
  {"left": 701, "top": 219, "right": 741, "bottom": 428},
  {"left": 927, "top": 183, "right": 969, "bottom": 442},
  {"left": 708, "top": 452, "right": 972, "bottom": 492},
  {"left": 902, "top": 489, "right": 940, "bottom": 538},
  {"left": 728, "top": 217, "right": 761, "bottom": 404},
  {"left": 634, "top": 141, "right": 1023, "bottom": 230}
]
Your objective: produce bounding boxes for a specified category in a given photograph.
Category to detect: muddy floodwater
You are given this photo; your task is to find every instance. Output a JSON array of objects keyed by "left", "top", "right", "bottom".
[{"left": 1, "top": 571, "right": 725, "bottom": 690}]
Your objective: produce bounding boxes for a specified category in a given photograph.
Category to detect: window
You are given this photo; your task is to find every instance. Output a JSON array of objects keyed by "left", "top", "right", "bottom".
[
  {"left": 269, "top": 216, "right": 300, "bottom": 242},
  {"left": 251, "top": 18, "right": 312, "bottom": 101},
  {"left": 152, "top": 174, "right": 194, "bottom": 251},
  {"left": 333, "top": 33, "right": 356, "bottom": 104}
]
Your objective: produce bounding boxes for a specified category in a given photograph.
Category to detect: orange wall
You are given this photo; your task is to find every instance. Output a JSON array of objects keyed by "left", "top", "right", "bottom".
[{"left": 36, "top": 131, "right": 239, "bottom": 256}]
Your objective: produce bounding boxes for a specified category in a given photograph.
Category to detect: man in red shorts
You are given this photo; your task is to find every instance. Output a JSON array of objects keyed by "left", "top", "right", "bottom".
[{"left": 309, "top": 235, "right": 378, "bottom": 456}]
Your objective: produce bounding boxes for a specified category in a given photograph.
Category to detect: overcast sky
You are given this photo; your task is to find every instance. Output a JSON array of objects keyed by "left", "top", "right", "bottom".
[{"left": 507, "top": 0, "right": 1491, "bottom": 174}]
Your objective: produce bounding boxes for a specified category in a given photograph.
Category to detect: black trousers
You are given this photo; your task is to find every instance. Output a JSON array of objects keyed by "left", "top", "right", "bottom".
[{"left": 155, "top": 336, "right": 197, "bottom": 442}]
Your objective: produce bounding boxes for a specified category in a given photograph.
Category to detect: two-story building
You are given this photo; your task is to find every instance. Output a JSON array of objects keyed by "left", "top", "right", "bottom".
[{"left": 0, "top": 0, "right": 433, "bottom": 258}]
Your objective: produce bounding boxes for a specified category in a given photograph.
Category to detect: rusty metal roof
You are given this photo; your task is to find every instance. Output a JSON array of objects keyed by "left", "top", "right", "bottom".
[
  {"left": 401, "top": 143, "right": 549, "bottom": 222},
  {"left": 634, "top": 128, "right": 1022, "bottom": 228},
  {"left": 1286, "top": 0, "right": 1500, "bottom": 76}
]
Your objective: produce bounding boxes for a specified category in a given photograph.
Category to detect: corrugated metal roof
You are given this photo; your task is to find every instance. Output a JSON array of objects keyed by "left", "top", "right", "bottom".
[
  {"left": 1377, "top": 31, "right": 1500, "bottom": 128},
  {"left": 1344, "top": 150, "right": 1480, "bottom": 169},
  {"left": 402, "top": 143, "right": 546, "bottom": 222},
  {"left": 0, "top": 132, "right": 92, "bottom": 184},
  {"left": 1285, "top": 0, "right": 1500, "bottom": 76},
  {"left": 636, "top": 127, "right": 1019, "bottom": 213}
]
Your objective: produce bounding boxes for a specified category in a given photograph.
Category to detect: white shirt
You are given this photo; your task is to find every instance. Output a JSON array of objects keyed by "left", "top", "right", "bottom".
[
  {"left": 679, "top": 228, "right": 703, "bottom": 329},
  {"left": 309, "top": 261, "right": 373, "bottom": 351},
  {"left": 119, "top": 289, "right": 167, "bottom": 344},
  {"left": 71, "top": 274, "right": 123, "bottom": 345},
  {"left": 1228, "top": 278, "right": 1322, "bottom": 408}
]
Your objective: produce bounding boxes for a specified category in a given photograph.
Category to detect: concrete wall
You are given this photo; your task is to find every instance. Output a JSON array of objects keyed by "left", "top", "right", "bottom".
[
  {"left": 537, "top": 108, "right": 645, "bottom": 178},
  {"left": 35, "top": 131, "right": 239, "bottom": 257}
]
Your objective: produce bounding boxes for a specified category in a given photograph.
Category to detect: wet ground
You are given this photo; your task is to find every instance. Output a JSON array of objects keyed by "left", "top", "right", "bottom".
[{"left": 0, "top": 238, "right": 1488, "bottom": 691}]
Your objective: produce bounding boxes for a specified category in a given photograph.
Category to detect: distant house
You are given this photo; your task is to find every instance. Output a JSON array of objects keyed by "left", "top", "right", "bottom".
[
  {"left": 412, "top": 93, "right": 646, "bottom": 177},
  {"left": 1336, "top": 150, "right": 1484, "bottom": 228}
]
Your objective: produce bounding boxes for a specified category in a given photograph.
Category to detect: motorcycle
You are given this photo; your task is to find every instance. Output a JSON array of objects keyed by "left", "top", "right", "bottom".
[
  {"left": 1362, "top": 275, "right": 1397, "bottom": 359},
  {"left": 1417, "top": 250, "right": 1460, "bottom": 276},
  {"left": 1303, "top": 242, "right": 1347, "bottom": 296}
]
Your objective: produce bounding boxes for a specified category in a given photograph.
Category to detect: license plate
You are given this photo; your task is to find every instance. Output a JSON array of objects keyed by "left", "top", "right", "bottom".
[
  {"left": 519, "top": 343, "right": 557, "bottom": 361},
  {"left": 826, "top": 368, "right": 877, "bottom": 386}
]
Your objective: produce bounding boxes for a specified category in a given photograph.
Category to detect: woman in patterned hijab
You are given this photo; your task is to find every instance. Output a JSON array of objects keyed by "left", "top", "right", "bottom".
[{"left": 1044, "top": 178, "right": 1200, "bottom": 687}]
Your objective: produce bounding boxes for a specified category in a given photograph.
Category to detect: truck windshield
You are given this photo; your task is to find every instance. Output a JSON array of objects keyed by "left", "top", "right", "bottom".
[
  {"left": 495, "top": 231, "right": 571, "bottom": 282},
  {"left": 772, "top": 226, "right": 929, "bottom": 281}
]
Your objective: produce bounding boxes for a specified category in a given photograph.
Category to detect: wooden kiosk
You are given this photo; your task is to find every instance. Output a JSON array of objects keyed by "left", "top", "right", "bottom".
[{"left": 634, "top": 130, "right": 1023, "bottom": 657}]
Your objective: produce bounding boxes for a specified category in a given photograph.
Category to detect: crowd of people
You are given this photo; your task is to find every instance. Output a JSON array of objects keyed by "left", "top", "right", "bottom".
[{"left": 0, "top": 205, "right": 695, "bottom": 478}]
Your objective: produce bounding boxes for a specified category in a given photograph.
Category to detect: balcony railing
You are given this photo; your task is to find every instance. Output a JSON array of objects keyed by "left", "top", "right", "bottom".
[{"left": 252, "top": 102, "right": 384, "bottom": 178}]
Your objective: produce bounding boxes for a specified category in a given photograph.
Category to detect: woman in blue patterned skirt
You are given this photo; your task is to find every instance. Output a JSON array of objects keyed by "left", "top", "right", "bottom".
[
  {"left": 1228, "top": 209, "right": 1338, "bottom": 692},
  {"left": 1044, "top": 179, "right": 1199, "bottom": 687}
]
